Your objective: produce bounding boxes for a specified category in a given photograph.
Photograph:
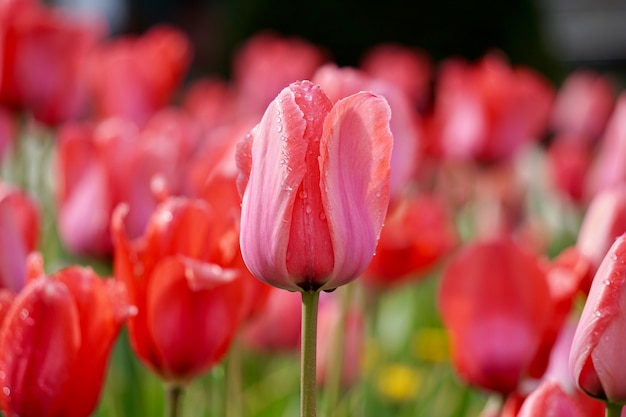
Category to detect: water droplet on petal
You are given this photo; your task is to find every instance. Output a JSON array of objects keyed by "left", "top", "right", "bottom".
[
  {"left": 319, "top": 211, "right": 326, "bottom": 221},
  {"left": 277, "top": 125, "right": 283, "bottom": 133},
  {"left": 305, "top": 205, "right": 312, "bottom": 214},
  {"left": 595, "top": 310, "right": 603, "bottom": 317},
  {"left": 3, "top": 387, "right": 9, "bottom": 396}
]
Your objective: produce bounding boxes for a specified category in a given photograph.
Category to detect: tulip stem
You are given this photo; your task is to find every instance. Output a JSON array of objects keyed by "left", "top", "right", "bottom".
[
  {"left": 301, "top": 289, "right": 321, "bottom": 417},
  {"left": 606, "top": 402, "right": 623, "bottom": 417},
  {"left": 166, "top": 383, "right": 184, "bottom": 417}
]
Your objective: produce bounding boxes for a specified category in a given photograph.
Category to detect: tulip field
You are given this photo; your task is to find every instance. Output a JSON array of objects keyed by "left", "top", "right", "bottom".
[{"left": 3, "top": 0, "right": 626, "bottom": 416}]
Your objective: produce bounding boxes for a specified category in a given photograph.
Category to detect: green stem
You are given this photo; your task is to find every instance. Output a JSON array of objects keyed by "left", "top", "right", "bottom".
[
  {"left": 165, "top": 383, "right": 184, "bottom": 417},
  {"left": 226, "top": 338, "right": 243, "bottom": 417},
  {"left": 606, "top": 402, "right": 623, "bottom": 417},
  {"left": 301, "top": 290, "right": 321, "bottom": 417}
]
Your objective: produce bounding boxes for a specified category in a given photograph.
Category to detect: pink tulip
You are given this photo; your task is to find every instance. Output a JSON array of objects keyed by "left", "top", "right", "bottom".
[
  {"left": 570, "top": 233, "right": 626, "bottom": 403},
  {"left": 0, "top": 182, "right": 40, "bottom": 292},
  {"left": 551, "top": 70, "right": 615, "bottom": 141},
  {"left": 237, "top": 80, "right": 393, "bottom": 292},
  {"left": 585, "top": 94, "right": 626, "bottom": 198}
]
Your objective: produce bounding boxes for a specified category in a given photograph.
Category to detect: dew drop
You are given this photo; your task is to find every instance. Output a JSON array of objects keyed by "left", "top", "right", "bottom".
[
  {"left": 595, "top": 310, "right": 603, "bottom": 318},
  {"left": 304, "top": 93, "right": 313, "bottom": 101},
  {"left": 305, "top": 205, "right": 313, "bottom": 214},
  {"left": 319, "top": 211, "right": 326, "bottom": 221},
  {"left": 160, "top": 210, "right": 173, "bottom": 223},
  {"left": 2, "top": 387, "right": 9, "bottom": 396},
  {"left": 19, "top": 309, "right": 29, "bottom": 321},
  {"left": 611, "top": 253, "right": 618, "bottom": 261},
  {"left": 299, "top": 190, "right": 308, "bottom": 199},
  {"left": 604, "top": 279, "right": 612, "bottom": 286},
  {"left": 280, "top": 135, "right": 287, "bottom": 142},
  {"left": 277, "top": 125, "right": 283, "bottom": 133}
]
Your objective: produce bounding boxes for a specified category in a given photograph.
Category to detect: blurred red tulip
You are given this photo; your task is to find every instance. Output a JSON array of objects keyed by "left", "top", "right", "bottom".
[
  {"left": 0, "top": 0, "right": 104, "bottom": 125},
  {"left": 360, "top": 43, "right": 433, "bottom": 112},
  {"left": 240, "top": 286, "right": 302, "bottom": 353},
  {"left": 517, "top": 381, "right": 585, "bottom": 417},
  {"left": 428, "top": 52, "right": 554, "bottom": 163},
  {"left": 113, "top": 197, "right": 251, "bottom": 382},
  {"left": 570, "top": 233, "right": 626, "bottom": 404},
  {"left": 585, "top": 94, "right": 626, "bottom": 199},
  {"left": 56, "top": 109, "right": 201, "bottom": 255},
  {"left": 87, "top": 25, "right": 192, "bottom": 126},
  {"left": 0, "top": 255, "right": 130, "bottom": 417},
  {"left": 439, "top": 237, "right": 552, "bottom": 394},
  {"left": 232, "top": 31, "right": 329, "bottom": 117},
  {"left": 546, "top": 135, "right": 594, "bottom": 203},
  {"left": 363, "top": 192, "right": 457, "bottom": 289},
  {"left": 237, "top": 80, "right": 393, "bottom": 292},
  {"left": 0, "top": 182, "right": 40, "bottom": 292}
]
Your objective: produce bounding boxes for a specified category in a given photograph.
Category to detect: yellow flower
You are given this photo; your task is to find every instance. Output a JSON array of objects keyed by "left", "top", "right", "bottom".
[{"left": 375, "top": 364, "right": 421, "bottom": 403}]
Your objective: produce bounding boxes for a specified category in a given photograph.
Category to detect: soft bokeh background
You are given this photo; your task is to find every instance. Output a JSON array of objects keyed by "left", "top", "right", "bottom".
[{"left": 53, "top": 0, "right": 626, "bottom": 85}]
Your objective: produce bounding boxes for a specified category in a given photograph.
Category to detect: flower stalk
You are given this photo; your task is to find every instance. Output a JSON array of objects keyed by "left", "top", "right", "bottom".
[
  {"left": 301, "top": 290, "right": 321, "bottom": 417},
  {"left": 166, "top": 384, "right": 184, "bottom": 417}
]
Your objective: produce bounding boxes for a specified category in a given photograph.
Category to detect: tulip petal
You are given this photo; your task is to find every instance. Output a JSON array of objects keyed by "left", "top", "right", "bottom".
[
  {"left": 0, "top": 277, "right": 81, "bottom": 417},
  {"left": 238, "top": 85, "right": 321, "bottom": 290},
  {"left": 319, "top": 91, "right": 393, "bottom": 289}
]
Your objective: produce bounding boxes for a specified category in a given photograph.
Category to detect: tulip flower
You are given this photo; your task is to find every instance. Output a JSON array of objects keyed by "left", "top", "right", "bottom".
[
  {"left": 236, "top": 80, "right": 393, "bottom": 417},
  {"left": 517, "top": 381, "right": 585, "bottom": 417},
  {"left": 0, "top": 0, "right": 104, "bottom": 125},
  {"left": 363, "top": 192, "right": 457, "bottom": 290},
  {"left": 439, "top": 237, "right": 552, "bottom": 395},
  {"left": 87, "top": 25, "right": 192, "bottom": 126},
  {"left": 56, "top": 108, "right": 202, "bottom": 255},
  {"left": 576, "top": 184, "right": 626, "bottom": 281},
  {"left": 0, "top": 254, "right": 130, "bottom": 417},
  {"left": 0, "top": 182, "right": 40, "bottom": 293},
  {"left": 237, "top": 80, "right": 393, "bottom": 292},
  {"left": 570, "top": 233, "right": 626, "bottom": 415},
  {"left": 231, "top": 31, "right": 329, "bottom": 117},
  {"left": 428, "top": 52, "right": 554, "bottom": 163},
  {"left": 113, "top": 197, "right": 251, "bottom": 382}
]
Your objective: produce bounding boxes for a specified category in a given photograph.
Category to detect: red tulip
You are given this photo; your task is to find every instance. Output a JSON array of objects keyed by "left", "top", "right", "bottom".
[
  {"left": 232, "top": 31, "right": 329, "bottom": 117},
  {"left": 360, "top": 43, "right": 433, "bottom": 112},
  {"left": 113, "top": 197, "right": 250, "bottom": 382},
  {"left": 363, "top": 192, "right": 457, "bottom": 289},
  {"left": 570, "top": 233, "right": 626, "bottom": 404},
  {"left": 585, "top": 94, "right": 626, "bottom": 199},
  {"left": 438, "top": 237, "right": 552, "bottom": 394},
  {"left": 236, "top": 80, "right": 393, "bottom": 292},
  {"left": 87, "top": 25, "right": 192, "bottom": 126},
  {"left": 429, "top": 52, "right": 554, "bottom": 163},
  {"left": 240, "top": 286, "right": 302, "bottom": 352},
  {"left": 56, "top": 109, "right": 201, "bottom": 255},
  {"left": 0, "top": 0, "right": 104, "bottom": 125},
  {"left": 0, "top": 255, "right": 130, "bottom": 417},
  {"left": 0, "top": 182, "right": 40, "bottom": 292},
  {"left": 517, "top": 381, "right": 585, "bottom": 417}
]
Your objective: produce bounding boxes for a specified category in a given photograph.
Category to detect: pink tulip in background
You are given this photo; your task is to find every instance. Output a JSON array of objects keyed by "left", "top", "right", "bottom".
[
  {"left": 0, "top": 182, "right": 40, "bottom": 293},
  {"left": 237, "top": 80, "right": 393, "bottom": 292}
]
